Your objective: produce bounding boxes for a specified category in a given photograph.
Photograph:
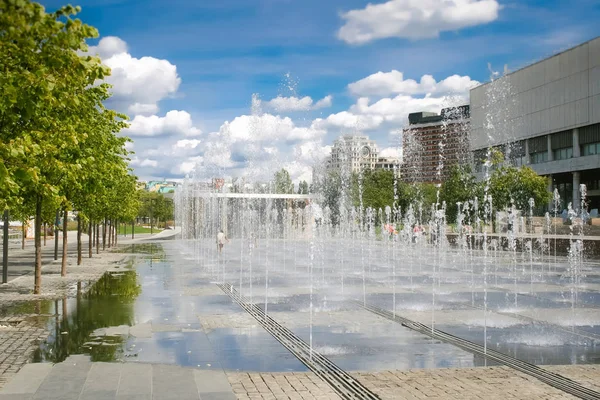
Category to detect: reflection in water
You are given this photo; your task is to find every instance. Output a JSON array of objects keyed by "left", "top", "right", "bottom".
[
  {"left": 32, "top": 271, "right": 141, "bottom": 363},
  {"left": 116, "top": 243, "right": 165, "bottom": 259}
]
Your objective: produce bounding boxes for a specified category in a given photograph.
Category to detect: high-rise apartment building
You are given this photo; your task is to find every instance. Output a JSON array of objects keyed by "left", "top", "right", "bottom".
[{"left": 401, "top": 106, "right": 470, "bottom": 184}]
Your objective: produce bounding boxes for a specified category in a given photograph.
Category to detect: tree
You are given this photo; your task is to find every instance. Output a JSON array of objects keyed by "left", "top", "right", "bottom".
[
  {"left": 297, "top": 181, "right": 309, "bottom": 195},
  {"left": 440, "top": 165, "right": 482, "bottom": 223},
  {"left": 1, "top": 0, "right": 135, "bottom": 292},
  {"left": 273, "top": 169, "right": 293, "bottom": 194},
  {"left": 489, "top": 164, "right": 551, "bottom": 213}
]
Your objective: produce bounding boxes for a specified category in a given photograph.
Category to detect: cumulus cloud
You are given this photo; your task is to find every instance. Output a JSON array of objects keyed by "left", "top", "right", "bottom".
[
  {"left": 87, "top": 36, "right": 181, "bottom": 116},
  {"left": 221, "top": 113, "right": 325, "bottom": 143},
  {"left": 264, "top": 95, "right": 333, "bottom": 112},
  {"left": 338, "top": 0, "right": 500, "bottom": 44},
  {"left": 312, "top": 111, "right": 384, "bottom": 131},
  {"left": 379, "top": 147, "right": 402, "bottom": 161},
  {"left": 348, "top": 71, "right": 479, "bottom": 97},
  {"left": 129, "top": 157, "right": 158, "bottom": 168},
  {"left": 315, "top": 91, "right": 465, "bottom": 133},
  {"left": 87, "top": 36, "right": 128, "bottom": 59},
  {"left": 124, "top": 110, "right": 202, "bottom": 138},
  {"left": 293, "top": 141, "right": 332, "bottom": 165}
]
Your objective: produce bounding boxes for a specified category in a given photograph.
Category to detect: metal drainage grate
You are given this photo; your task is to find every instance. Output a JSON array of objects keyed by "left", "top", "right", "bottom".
[
  {"left": 354, "top": 301, "right": 600, "bottom": 400},
  {"left": 217, "top": 283, "right": 381, "bottom": 400}
]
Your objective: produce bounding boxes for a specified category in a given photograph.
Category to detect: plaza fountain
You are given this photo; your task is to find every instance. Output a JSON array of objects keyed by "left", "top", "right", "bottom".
[{"left": 172, "top": 71, "right": 600, "bottom": 388}]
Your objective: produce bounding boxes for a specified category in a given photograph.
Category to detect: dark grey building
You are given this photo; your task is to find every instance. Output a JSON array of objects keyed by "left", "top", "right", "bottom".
[{"left": 470, "top": 37, "right": 600, "bottom": 211}]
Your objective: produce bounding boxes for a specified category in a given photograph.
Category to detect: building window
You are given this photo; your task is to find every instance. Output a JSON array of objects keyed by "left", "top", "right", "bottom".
[
  {"left": 530, "top": 151, "right": 548, "bottom": 164},
  {"left": 553, "top": 147, "right": 573, "bottom": 160},
  {"left": 582, "top": 142, "right": 600, "bottom": 156}
]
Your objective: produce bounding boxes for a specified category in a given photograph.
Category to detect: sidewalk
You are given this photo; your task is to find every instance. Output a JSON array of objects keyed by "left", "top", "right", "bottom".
[
  {"left": 1, "top": 228, "right": 178, "bottom": 285},
  {"left": 0, "top": 355, "right": 236, "bottom": 400}
]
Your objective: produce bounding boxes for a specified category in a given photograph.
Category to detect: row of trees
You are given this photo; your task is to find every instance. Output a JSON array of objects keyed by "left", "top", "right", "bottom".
[
  {"left": 313, "top": 153, "right": 551, "bottom": 226},
  {"left": 137, "top": 191, "right": 174, "bottom": 228},
  {"left": 1, "top": 0, "right": 139, "bottom": 292}
]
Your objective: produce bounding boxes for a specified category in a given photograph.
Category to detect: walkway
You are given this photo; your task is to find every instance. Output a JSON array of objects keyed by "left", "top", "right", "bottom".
[
  {"left": 227, "top": 365, "right": 600, "bottom": 399},
  {"left": 1, "top": 229, "right": 174, "bottom": 284},
  {"left": 0, "top": 355, "right": 236, "bottom": 400}
]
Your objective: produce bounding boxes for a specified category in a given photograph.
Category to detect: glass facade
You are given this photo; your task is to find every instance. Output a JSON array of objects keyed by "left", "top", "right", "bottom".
[
  {"left": 530, "top": 151, "right": 548, "bottom": 164},
  {"left": 553, "top": 147, "right": 573, "bottom": 160},
  {"left": 582, "top": 142, "right": 600, "bottom": 156}
]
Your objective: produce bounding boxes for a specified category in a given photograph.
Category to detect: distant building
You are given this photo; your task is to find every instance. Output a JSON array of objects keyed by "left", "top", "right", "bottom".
[
  {"left": 327, "top": 135, "right": 379, "bottom": 173},
  {"left": 146, "top": 180, "right": 177, "bottom": 193},
  {"left": 470, "top": 37, "right": 600, "bottom": 211},
  {"left": 402, "top": 105, "right": 470, "bottom": 184},
  {"left": 375, "top": 157, "right": 400, "bottom": 171}
]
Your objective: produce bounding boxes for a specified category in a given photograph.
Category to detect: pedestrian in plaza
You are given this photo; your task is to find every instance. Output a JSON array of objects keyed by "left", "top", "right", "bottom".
[{"left": 217, "top": 229, "right": 228, "bottom": 254}]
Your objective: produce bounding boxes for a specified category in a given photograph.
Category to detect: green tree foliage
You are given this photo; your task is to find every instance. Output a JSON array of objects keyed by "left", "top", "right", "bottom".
[
  {"left": 297, "top": 180, "right": 309, "bottom": 195},
  {"left": 0, "top": 0, "right": 138, "bottom": 292},
  {"left": 351, "top": 169, "right": 394, "bottom": 211},
  {"left": 489, "top": 164, "right": 551, "bottom": 212},
  {"left": 440, "top": 165, "right": 482, "bottom": 223},
  {"left": 273, "top": 168, "right": 293, "bottom": 194},
  {"left": 138, "top": 192, "right": 173, "bottom": 225}
]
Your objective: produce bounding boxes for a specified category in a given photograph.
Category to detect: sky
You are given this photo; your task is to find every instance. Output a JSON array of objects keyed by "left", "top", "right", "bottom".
[{"left": 40, "top": 0, "right": 600, "bottom": 184}]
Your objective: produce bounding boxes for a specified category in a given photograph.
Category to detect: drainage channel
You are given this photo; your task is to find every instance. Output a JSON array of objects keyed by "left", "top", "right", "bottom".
[
  {"left": 354, "top": 300, "right": 600, "bottom": 400},
  {"left": 217, "top": 283, "right": 381, "bottom": 400}
]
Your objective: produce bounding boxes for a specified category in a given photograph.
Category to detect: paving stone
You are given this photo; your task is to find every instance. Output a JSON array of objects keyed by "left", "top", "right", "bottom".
[
  {"left": 117, "top": 363, "right": 152, "bottom": 397},
  {"left": 0, "top": 364, "right": 52, "bottom": 395},
  {"left": 32, "top": 358, "right": 92, "bottom": 400},
  {"left": 152, "top": 364, "right": 199, "bottom": 400},
  {"left": 194, "top": 370, "right": 234, "bottom": 394},
  {"left": 81, "top": 362, "right": 122, "bottom": 395}
]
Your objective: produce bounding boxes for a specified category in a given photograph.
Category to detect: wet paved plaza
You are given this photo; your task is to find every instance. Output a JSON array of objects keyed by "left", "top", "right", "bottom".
[{"left": 1, "top": 236, "right": 600, "bottom": 399}]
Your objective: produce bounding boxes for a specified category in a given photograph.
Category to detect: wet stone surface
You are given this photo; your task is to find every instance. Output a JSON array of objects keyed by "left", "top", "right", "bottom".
[{"left": 1, "top": 237, "right": 599, "bottom": 398}]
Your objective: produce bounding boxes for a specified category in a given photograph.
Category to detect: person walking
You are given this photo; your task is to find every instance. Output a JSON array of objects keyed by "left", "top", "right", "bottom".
[{"left": 217, "top": 229, "right": 228, "bottom": 254}]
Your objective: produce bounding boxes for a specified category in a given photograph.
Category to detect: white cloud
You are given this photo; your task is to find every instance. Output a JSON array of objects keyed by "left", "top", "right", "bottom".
[
  {"left": 264, "top": 95, "right": 333, "bottom": 112},
  {"left": 312, "top": 111, "right": 384, "bottom": 131},
  {"left": 338, "top": 0, "right": 500, "bottom": 44},
  {"left": 293, "top": 141, "right": 332, "bottom": 165},
  {"left": 128, "top": 103, "right": 160, "bottom": 115},
  {"left": 174, "top": 139, "right": 202, "bottom": 149},
  {"left": 316, "top": 90, "right": 466, "bottom": 133},
  {"left": 379, "top": 147, "right": 402, "bottom": 161},
  {"left": 124, "top": 110, "right": 202, "bottom": 138},
  {"left": 130, "top": 157, "right": 158, "bottom": 168},
  {"left": 87, "top": 36, "right": 128, "bottom": 59},
  {"left": 348, "top": 71, "right": 479, "bottom": 97},
  {"left": 174, "top": 157, "right": 203, "bottom": 175},
  {"left": 221, "top": 113, "right": 325, "bottom": 143},
  {"left": 88, "top": 37, "right": 181, "bottom": 116}
]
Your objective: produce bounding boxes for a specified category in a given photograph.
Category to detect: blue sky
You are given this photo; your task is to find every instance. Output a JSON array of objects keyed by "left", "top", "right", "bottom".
[{"left": 40, "top": 0, "right": 600, "bottom": 182}]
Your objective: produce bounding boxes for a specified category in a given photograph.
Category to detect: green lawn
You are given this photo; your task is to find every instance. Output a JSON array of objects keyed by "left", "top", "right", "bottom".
[{"left": 118, "top": 225, "right": 163, "bottom": 235}]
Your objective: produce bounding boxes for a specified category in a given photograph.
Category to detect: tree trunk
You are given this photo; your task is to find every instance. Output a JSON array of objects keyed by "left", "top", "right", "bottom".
[
  {"left": 34, "top": 196, "right": 42, "bottom": 294},
  {"left": 132, "top": 220, "right": 135, "bottom": 239},
  {"left": 96, "top": 223, "right": 99, "bottom": 254},
  {"left": 22, "top": 221, "right": 25, "bottom": 249},
  {"left": 61, "top": 206, "right": 67, "bottom": 276},
  {"left": 88, "top": 220, "right": 93, "bottom": 258},
  {"left": 115, "top": 221, "right": 118, "bottom": 246},
  {"left": 102, "top": 218, "right": 106, "bottom": 250},
  {"left": 109, "top": 219, "right": 113, "bottom": 248},
  {"left": 77, "top": 214, "right": 82, "bottom": 265},
  {"left": 3, "top": 210, "right": 9, "bottom": 284},
  {"left": 54, "top": 210, "right": 59, "bottom": 260},
  {"left": 43, "top": 222, "right": 47, "bottom": 246}
]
